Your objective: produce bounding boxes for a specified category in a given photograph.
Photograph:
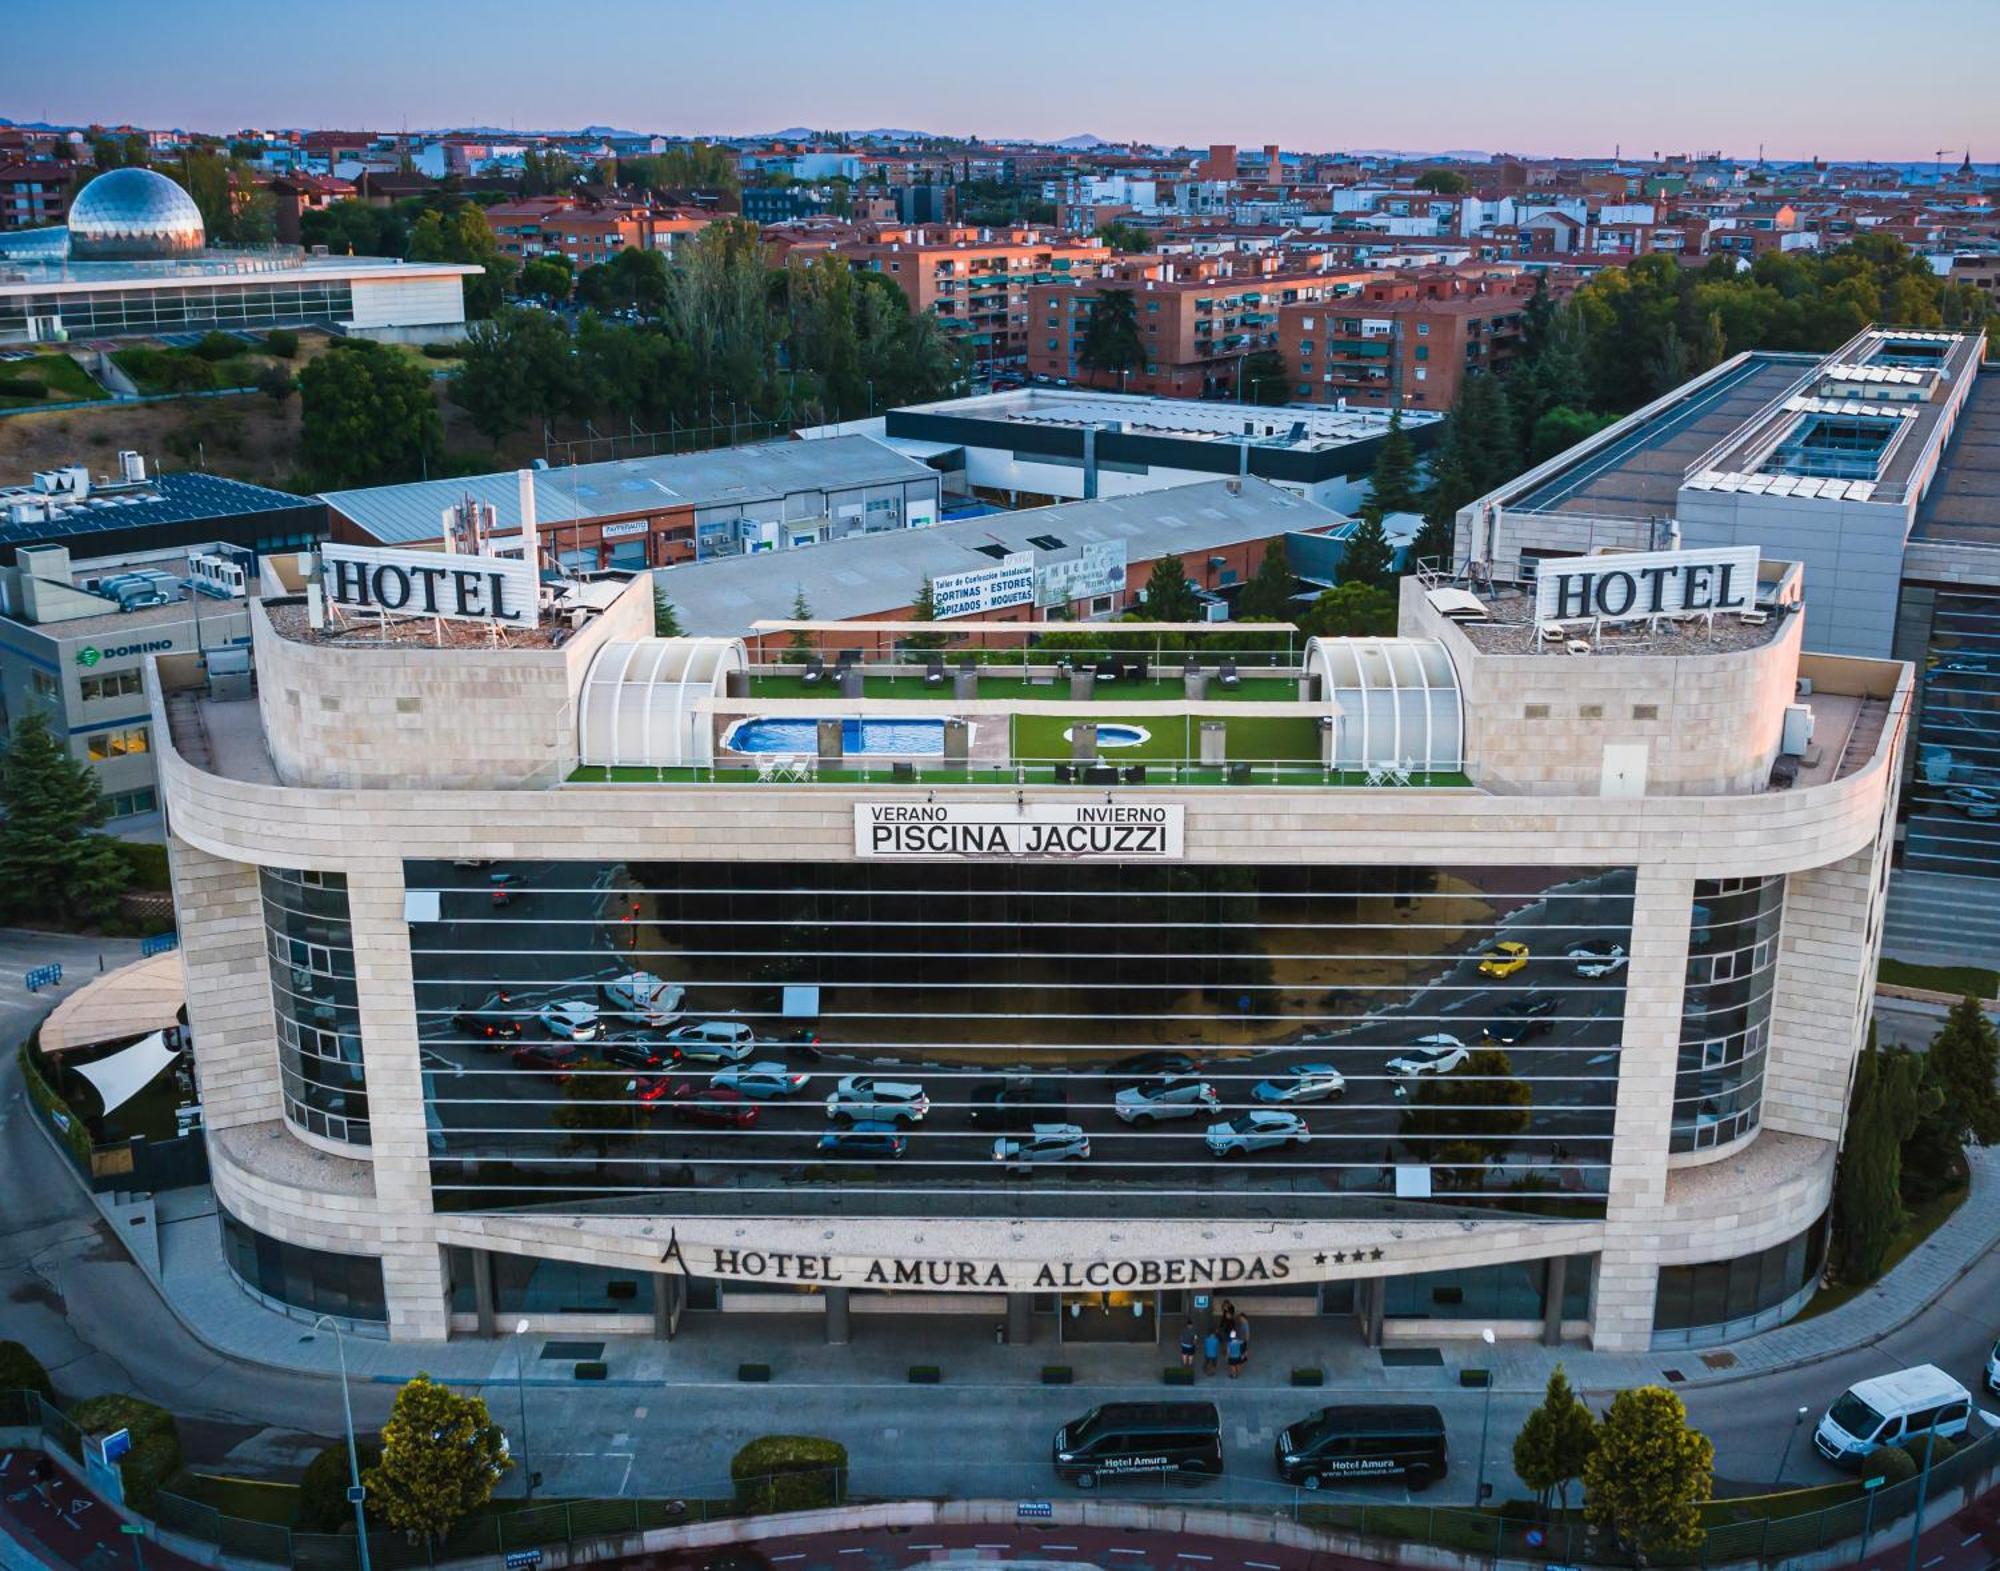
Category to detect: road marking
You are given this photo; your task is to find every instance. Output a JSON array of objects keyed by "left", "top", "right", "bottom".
[
  {"left": 839, "top": 1549, "right": 867, "bottom": 1556},
  {"left": 771, "top": 1555, "right": 804, "bottom": 1563},
  {"left": 1922, "top": 1556, "right": 1944, "bottom": 1568},
  {"left": 1041, "top": 1547, "right": 1078, "bottom": 1553},
  {"left": 975, "top": 1545, "right": 1010, "bottom": 1551},
  {"left": 1964, "top": 1535, "right": 1984, "bottom": 1547},
  {"left": 1178, "top": 1556, "right": 1213, "bottom": 1563},
  {"left": 1110, "top": 1551, "right": 1147, "bottom": 1557},
  {"left": 1247, "top": 1562, "right": 1283, "bottom": 1570}
]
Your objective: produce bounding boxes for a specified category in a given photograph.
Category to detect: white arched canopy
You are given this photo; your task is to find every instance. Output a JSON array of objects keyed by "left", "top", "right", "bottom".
[
  {"left": 1305, "top": 637, "right": 1463, "bottom": 774},
  {"left": 578, "top": 638, "right": 747, "bottom": 769}
]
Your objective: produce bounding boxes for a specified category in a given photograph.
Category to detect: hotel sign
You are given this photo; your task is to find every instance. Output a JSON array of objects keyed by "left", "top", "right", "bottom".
[
  {"left": 932, "top": 551, "right": 1036, "bottom": 619},
  {"left": 320, "top": 542, "right": 539, "bottom": 628},
  {"left": 1535, "top": 545, "right": 1759, "bottom": 626},
  {"left": 856, "top": 802, "right": 1185, "bottom": 860}
]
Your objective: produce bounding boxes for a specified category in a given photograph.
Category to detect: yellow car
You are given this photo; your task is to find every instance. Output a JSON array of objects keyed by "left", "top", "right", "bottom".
[{"left": 1479, "top": 941, "right": 1531, "bottom": 978}]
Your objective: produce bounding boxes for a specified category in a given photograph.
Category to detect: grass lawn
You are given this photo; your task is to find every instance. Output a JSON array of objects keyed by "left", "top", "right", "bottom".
[
  {"left": 112, "top": 344, "right": 273, "bottom": 396},
  {"left": 0, "top": 354, "right": 109, "bottom": 409},
  {"left": 1878, "top": 956, "right": 1998, "bottom": 999},
  {"left": 1011, "top": 710, "right": 1323, "bottom": 764},
  {"left": 179, "top": 1473, "right": 302, "bottom": 1525},
  {"left": 1792, "top": 1178, "right": 1969, "bottom": 1323}
]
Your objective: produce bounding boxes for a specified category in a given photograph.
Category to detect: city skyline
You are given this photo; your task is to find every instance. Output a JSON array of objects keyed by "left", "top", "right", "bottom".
[{"left": 3, "top": 0, "right": 1995, "bottom": 163}]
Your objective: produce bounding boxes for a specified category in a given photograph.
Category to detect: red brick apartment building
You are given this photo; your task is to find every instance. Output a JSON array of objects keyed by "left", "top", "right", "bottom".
[
  {"left": 835, "top": 226, "right": 1113, "bottom": 376},
  {"left": 1025, "top": 255, "right": 1374, "bottom": 398},
  {"left": 0, "top": 161, "right": 78, "bottom": 231},
  {"left": 1277, "top": 272, "right": 1533, "bottom": 411},
  {"left": 269, "top": 174, "right": 356, "bottom": 244},
  {"left": 483, "top": 198, "right": 711, "bottom": 267}
]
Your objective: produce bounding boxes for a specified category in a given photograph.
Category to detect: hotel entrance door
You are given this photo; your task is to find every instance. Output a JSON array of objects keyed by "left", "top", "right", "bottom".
[{"left": 1058, "top": 1290, "right": 1158, "bottom": 1343}]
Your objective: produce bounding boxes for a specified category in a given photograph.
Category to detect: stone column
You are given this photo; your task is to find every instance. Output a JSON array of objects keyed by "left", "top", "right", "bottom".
[
  {"left": 1542, "top": 1255, "right": 1567, "bottom": 1348},
  {"left": 824, "top": 1286, "right": 851, "bottom": 1345},
  {"left": 164, "top": 838, "right": 283, "bottom": 1133},
  {"left": 654, "top": 1273, "right": 683, "bottom": 1340},
  {"left": 472, "top": 1249, "right": 497, "bottom": 1338},
  {"left": 1590, "top": 866, "right": 1695, "bottom": 1352},
  {"left": 1007, "top": 1292, "right": 1033, "bottom": 1346}
]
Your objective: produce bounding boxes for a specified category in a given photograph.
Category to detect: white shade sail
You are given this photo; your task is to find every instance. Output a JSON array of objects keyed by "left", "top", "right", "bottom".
[{"left": 73, "top": 1031, "right": 178, "bottom": 1117}]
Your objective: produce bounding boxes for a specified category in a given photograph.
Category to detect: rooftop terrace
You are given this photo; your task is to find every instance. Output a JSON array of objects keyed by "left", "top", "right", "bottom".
[{"left": 1912, "top": 368, "right": 2000, "bottom": 548}]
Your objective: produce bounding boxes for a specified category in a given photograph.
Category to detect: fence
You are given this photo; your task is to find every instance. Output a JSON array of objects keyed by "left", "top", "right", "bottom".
[{"left": 5, "top": 1386, "right": 1996, "bottom": 1571}]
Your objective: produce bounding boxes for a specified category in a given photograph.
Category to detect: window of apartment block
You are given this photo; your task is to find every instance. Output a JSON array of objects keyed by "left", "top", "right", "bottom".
[
  {"left": 1416, "top": 323, "right": 1430, "bottom": 336},
  {"left": 1415, "top": 346, "right": 1429, "bottom": 361},
  {"left": 1415, "top": 369, "right": 1427, "bottom": 381}
]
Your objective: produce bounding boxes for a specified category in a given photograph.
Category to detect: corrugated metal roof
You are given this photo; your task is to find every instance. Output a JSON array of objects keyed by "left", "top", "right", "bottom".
[{"left": 320, "top": 435, "right": 938, "bottom": 545}]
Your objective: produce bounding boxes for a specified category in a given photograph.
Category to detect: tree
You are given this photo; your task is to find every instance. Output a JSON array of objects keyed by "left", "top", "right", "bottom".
[
  {"left": 363, "top": 1375, "right": 510, "bottom": 1544},
  {"left": 1831, "top": 1038, "right": 1934, "bottom": 1281},
  {"left": 517, "top": 256, "right": 573, "bottom": 303},
  {"left": 1300, "top": 581, "right": 1397, "bottom": 639},
  {"left": 449, "top": 306, "right": 584, "bottom": 443},
  {"left": 1399, "top": 1047, "right": 1531, "bottom": 1187},
  {"left": 1138, "top": 554, "right": 1200, "bottom": 624},
  {"left": 788, "top": 588, "right": 814, "bottom": 655},
  {"left": 1362, "top": 413, "right": 1421, "bottom": 519},
  {"left": 1077, "top": 288, "right": 1144, "bottom": 389},
  {"left": 904, "top": 578, "right": 948, "bottom": 652},
  {"left": 1414, "top": 168, "right": 1469, "bottom": 195},
  {"left": 1095, "top": 220, "right": 1151, "bottom": 254},
  {"left": 1339, "top": 513, "right": 1395, "bottom": 592},
  {"left": 1514, "top": 1365, "right": 1598, "bottom": 1515},
  {"left": 1581, "top": 1386, "right": 1714, "bottom": 1563},
  {"left": 1902, "top": 997, "right": 2000, "bottom": 1204},
  {"left": 1239, "top": 347, "right": 1290, "bottom": 405},
  {"left": 1236, "top": 538, "right": 1297, "bottom": 623},
  {"left": 654, "top": 588, "right": 683, "bottom": 638},
  {"left": 255, "top": 365, "right": 294, "bottom": 407},
  {"left": 408, "top": 206, "right": 513, "bottom": 318},
  {"left": 298, "top": 341, "right": 442, "bottom": 489},
  {"left": 0, "top": 712, "right": 130, "bottom": 926}
]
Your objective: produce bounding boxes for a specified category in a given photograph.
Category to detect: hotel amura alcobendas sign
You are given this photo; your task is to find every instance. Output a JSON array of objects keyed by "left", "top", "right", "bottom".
[
  {"left": 1535, "top": 544, "right": 1761, "bottom": 625},
  {"left": 319, "top": 542, "right": 540, "bottom": 627},
  {"left": 856, "top": 802, "right": 1186, "bottom": 859}
]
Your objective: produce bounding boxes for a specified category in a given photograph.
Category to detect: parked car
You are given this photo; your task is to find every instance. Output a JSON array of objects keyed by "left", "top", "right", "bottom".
[
  {"left": 1114, "top": 1079, "right": 1221, "bottom": 1125},
  {"left": 993, "top": 1123, "right": 1091, "bottom": 1167},
  {"left": 599, "top": 1031, "right": 670, "bottom": 1070},
  {"left": 488, "top": 871, "right": 524, "bottom": 907},
  {"left": 536, "top": 1000, "right": 602, "bottom": 1042},
  {"left": 1484, "top": 994, "right": 1558, "bottom": 1045},
  {"left": 511, "top": 1041, "right": 588, "bottom": 1079},
  {"left": 969, "top": 1078, "right": 1067, "bottom": 1132},
  {"left": 1386, "top": 1037, "right": 1469, "bottom": 1080},
  {"left": 662, "top": 1080, "right": 759, "bottom": 1129},
  {"left": 1053, "top": 1403, "right": 1222, "bottom": 1489},
  {"left": 825, "top": 1075, "right": 930, "bottom": 1124},
  {"left": 662, "top": 1020, "right": 757, "bottom": 1065},
  {"left": 602, "top": 971, "right": 687, "bottom": 1027},
  {"left": 1567, "top": 939, "right": 1628, "bottom": 978},
  {"left": 452, "top": 991, "right": 523, "bottom": 1044},
  {"left": 1276, "top": 1406, "right": 1448, "bottom": 1491},
  {"left": 1109, "top": 1051, "right": 1199, "bottom": 1089},
  {"left": 1252, "top": 1064, "right": 1346, "bottom": 1104},
  {"left": 1813, "top": 1365, "right": 1973, "bottom": 1467},
  {"left": 1944, "top": 785, "right": 2000, "bottom": 818},
  {"left": 1205, "top": 1109, "right": 1309, "bottom": 1156},
  {"left": 711, "top": 1061, "right": 810, "bottom": 1099},
  {"left": 817, "top": 1122, "right": 908, "bottom": 1159},
  {"left": 1478, "top": 940, "right": 1531, "bottom": 978}
]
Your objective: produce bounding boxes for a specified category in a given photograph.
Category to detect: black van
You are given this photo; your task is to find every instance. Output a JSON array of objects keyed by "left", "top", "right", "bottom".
[
  {"left": 1274, "top": 1405, "right": 1448, "bottom": 1490},
  {"left": 1053, "top": 1402, "right": 1224, "bottom": 1488}
]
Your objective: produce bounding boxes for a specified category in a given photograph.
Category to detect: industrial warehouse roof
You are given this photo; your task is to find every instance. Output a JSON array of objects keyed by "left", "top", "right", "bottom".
[
  {"left": 656, "top": 477, "right": 1330, "bottom": 636},
  {"left": 319, "top": 436, "right": 938, "bottom": 546},
  {"left": 0, "top": 470, "right": 316, "bottom": 552}
]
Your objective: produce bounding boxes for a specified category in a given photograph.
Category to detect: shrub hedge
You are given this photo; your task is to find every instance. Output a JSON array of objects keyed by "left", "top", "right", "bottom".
[
  {"left": 0, "top": 1341, "right": 55, "bottom": 1403},
  {"left": 298, "top": 1439, "right": 382, "bottom": 1531},
  {"left": 67, "top": 1393, "right": 180, "bottom": 1512},
  {"left": 264, "top": 329, "right": 299, "bottom": 359},
  {"left": 729, "top": 1435, "right": 847, "bottom": 1515}
]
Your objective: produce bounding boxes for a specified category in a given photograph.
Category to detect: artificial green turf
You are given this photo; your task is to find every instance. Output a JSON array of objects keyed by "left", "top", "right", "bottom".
[
  {"left": 1010, "top": 711, "right": 1323, "bottom": 764},
  {"left": 568, "top": 762, "right": 1471, "bottom": 788},
  {"left": 0, "top": 354, "right": 108, "bottom": 408},
  {"left": 746, "top": 673, "right": 1300, "bottom": 702}
]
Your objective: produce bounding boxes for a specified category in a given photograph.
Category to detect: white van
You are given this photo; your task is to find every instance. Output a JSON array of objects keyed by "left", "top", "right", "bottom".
[
  {"left": 602, "top": 971, "right": 686, "bottom": 1027},
  {"left": 1812, "top": 1365, "right": 1972, "bottom": 1467}
]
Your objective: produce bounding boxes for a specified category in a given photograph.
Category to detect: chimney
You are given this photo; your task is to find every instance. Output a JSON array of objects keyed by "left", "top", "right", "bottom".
[{"left": 517, "top": 469, "right": 537, "bottom": 560}]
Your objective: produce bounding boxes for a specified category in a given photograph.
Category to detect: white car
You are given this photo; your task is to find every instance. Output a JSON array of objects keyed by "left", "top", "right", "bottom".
[
  {"left": 1205, "top": 1109, "right": 1309, "bottom": 1156},
  {"left": 1986, "top": 1336, "right": 2000, "bottom": 1395},
  {"left": 993, "top": 1124, "right": 1091, "bottom": 1166},
  {"left": 1387, "top": 1037, "right": 1469, "bottom": 1079},
  {"left": 1114, "top": 1079, "right": 1222, "bottom": 1125},
  {"left": 536, "top": 1000, "right": 602, "bottom": 1041},
  {"left": 1945, "top": 786, "right": 2000, "bottom": 819},
  {"left": 663, "top": 1019, "right": 757, "bottom": 1064},
  {"left": 602, "top": 970, "right": 686, "bottom": 1026},
  {"left": 710, "top": 1061, "right": 810, "bottom": 1099},
  {"left": 1567, "top": 940, "right": 1628, "bottom": 978},
  {"left": 1252, "top": 1064, "right": 1346, "bottom": 1104},
  {"left": 825, "top": 1075, "right": 930, "bottom": 1124}
]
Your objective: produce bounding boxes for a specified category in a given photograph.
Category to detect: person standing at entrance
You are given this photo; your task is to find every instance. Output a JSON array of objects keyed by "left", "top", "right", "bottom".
[
  {"left": 1226, "top": 1324, "right": 1246, "bottom": 1378},
  {"left": 1232, "top": 1307, "right": 1250, "bottom": 1367},
  {"left": 1179, "top": 1320, "right": 1198, "bottom": 1369},
  {"left": 1201, "top": 1324, "right": 1220, "bottom": 1375}
]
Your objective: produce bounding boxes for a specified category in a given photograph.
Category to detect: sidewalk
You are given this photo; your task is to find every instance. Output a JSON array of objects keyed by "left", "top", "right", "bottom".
[{"left": 136, "top": 1145, "right": 2000, "bottom": 1398}]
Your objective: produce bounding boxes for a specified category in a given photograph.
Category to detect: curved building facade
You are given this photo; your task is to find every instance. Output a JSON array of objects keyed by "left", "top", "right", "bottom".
[
  {"left": 155, "top": 560, "right": 1907, "bottom": 1352},
  {"left": 64, "top": 168, "right": 206, "bottom": 262}
]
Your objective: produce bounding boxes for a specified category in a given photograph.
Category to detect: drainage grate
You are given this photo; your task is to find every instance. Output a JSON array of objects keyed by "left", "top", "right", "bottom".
[
  {"left": 1380, "top": 1348, "right": 1445, "bottom": 1367},
  {"left": 1700, "top": 1351, "right": 1739, "bottom": 1371},
  {"left": 539, "top": 1340, "right": 605, "bottom": 1361},
  {"left": 1661, "top": 1368, "right": 1686, "bottom": 1383}
]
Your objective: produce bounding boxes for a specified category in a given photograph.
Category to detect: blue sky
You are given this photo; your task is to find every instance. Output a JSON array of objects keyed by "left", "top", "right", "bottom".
[{"left": 3, "top": 0, "right": 1993, "bottom": 162}]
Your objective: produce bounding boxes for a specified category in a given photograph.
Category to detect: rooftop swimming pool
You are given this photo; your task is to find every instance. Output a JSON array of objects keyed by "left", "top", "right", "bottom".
[{"left": 724, "top": 717, "right": 955, "bottom": 757}]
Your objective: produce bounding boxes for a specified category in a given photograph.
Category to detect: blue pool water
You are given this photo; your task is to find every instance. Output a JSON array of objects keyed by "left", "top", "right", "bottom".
[
  {"left": 727, "top": 717, "right": 948, "bottom": 756},
  {"left": 1063, "top": 723, "right": 1152, "bottom": 748}
]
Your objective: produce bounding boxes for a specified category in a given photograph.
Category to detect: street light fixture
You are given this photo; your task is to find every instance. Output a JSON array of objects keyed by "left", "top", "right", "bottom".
[
  {"left": 1472, "top": 1327, "right": 1497, "bottom": 1509},
  {"left": 1773, "top": 1406, "right": 1810, "bottom": 1485},
  {"left": 513, "top": 1319, "right": 535, "bottom": 1500},
  {"left": 304, "top": 1314, "right": 371, "bottom": 1571}
]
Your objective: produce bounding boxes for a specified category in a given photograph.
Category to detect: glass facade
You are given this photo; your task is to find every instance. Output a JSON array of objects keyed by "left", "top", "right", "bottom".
[
  {"left": 218, "top": 1204, "right": 387, "bottom": 1326},
  {"left": 445, "top": 1248, "right": 656, "bottom": 1315},
  {"left": 1673, "top": 876, "right": 1783, "bottom": 1153},
  {"left": 409, "top": 859, "right": 1635, "bottom": 1221},
  {"left": 0, "top": 277, "right": 356, "bottom": 341},
  {"left": 262, "top": 867, "right": 370, "bottom": 1146},
  {"left": 1651, "top": 1212, "right": 1828, "bottom": 1348},
  {"left": 1906, "top": 590, "right": 2000, "bottom": 876},
  {"left": 1384, "top": 1255, "right": 1594, "bottom": 1322}
]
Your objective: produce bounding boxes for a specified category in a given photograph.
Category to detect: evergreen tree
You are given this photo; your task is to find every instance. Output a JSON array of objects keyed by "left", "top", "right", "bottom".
[
  {"left": 1513, "top": 1365, "right": 1598, "bottom": 1515},
  {"left": 1340, "top": 514, "right": 1396, "bottom": 592},
  {"left": 1582, "top": 1386, "right": 1714, "bottom": 1563},
  {"left": 363, "top": 1375, "right": 510, "bottom": 1544},
  {"left": 788, "top": 588, "right": 815, "bottom": 656},
  {"left": 903, "top": 577, "right": 948, "bottom": 651},
  {"left": 1299, "top": 581, "right": 1397, "bottom": 639},
  {"left": 1902, "top": 996, "right": 2000, "bottom": 1204},
  {"left": 1077, "top": 288, "right": 1145, "bottom": 389},
  {"left": 1362, "top": 413, "right": 1421, "bottom": 520},
  {"left": 0, "top": 711, "right": 131, "bottom": 926},
  {"left": 1239, "top": 348, "right": 1290, "bottom": 405},
  {"left": 1138, "top": 554, "right": 1201, "bottom": 624},
  {"left": 653, "top": 586, "right": 683, "bottom": 637},
  {"left": 1831, "top": 1037, "right": 1934, "bottom": 1282},
  {"left": 1236, "top": 538, "right": 1297, "bottom": 622}
]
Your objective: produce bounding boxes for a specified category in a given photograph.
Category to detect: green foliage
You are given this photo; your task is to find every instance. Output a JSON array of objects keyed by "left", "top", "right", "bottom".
[
  {"left": 263, "top": 328, "right": 299, "bottom": 359},
  {"left": 1832, "top": 1038, "right": 1936, "bottom": 1281},
  {"left": 1581, "top": 1386, "right": 1714, "bottom": 1561},
  {"left": 256, "top": 365, "right": 295, "bottom": 407},
  {"left": 407, "top": 206, "right": 514, "bottom": 318},
  {"left": 298, "top": 339, "right": 442, "bottom": 488},
  {"left": 728, "top": 1435, "right": 847, "bottom": 1515},
  {"left": 1860, "top": 1444, "right": 1917, "bottom": 1486},
  {"left": 621, "top": 142, "right": 741, "bottom": 195},
  {"left": 1513, "top": 1365, "right": 1597, "bottom": 1513},
  {"left": 1414, "top": 168, "right": 1470, "bottom": 195},
  {"left": 1240, "top": 347, "right": 1290, "bottom": 404},
  {"left": 363, "top": 1374, "right": 510, "bottom": 1542},
  {"left": 517, "top": 257, "right": 574, "bottom": 303},
  {"left": 1095, "top": 220, "right": 1152, "bottom": 254},
  {"left": 1924, "top": 995, "right": 2000, "bottom": 1144},
  {"left": 1339, "top": 514, "right": 1396, "bottom": 591},
  {"left": 1363, "top": 413, "right": 1422, "bottom": 520},
  {"left": 0, "top": 711, "right": 130, "bottom": 925},
  {"left": 299, "top": 1439, "right": 383, "bottom": 1532},
  {"left": 654, "top": 588, "right": 683, "bottom": 638},
  {"left": 1138, "top": 553, "right": 1201, "bottom": 624},
  {"left": 66, "top": 1394, "right": 180, "bottom": 1513},
  {"left": 551, "top": 1060, "right": 646, "bottom": 1154},
  {"left": 0, "top": 1340, "right": 55, "bottom": 1403},
  {"left": 18, "top": 1039, "right": 92, "bottom": 1167},
  {"left": 1300, "top": 580, "right": 1397, "bottom": 639},
  {"left": 0, "top": 377, "right": 45, "bottom": 399},
  {"left": 1236, "top": 538, "right": 1297, "bottom": 623},
  {"left": 113, "top": 840, "right": 171, "bottom": 891},
  {"left": 192, "top": 331, "right": 240, "bottom": 362},
  {"left": 300, "top": 199, "right": 409, "bottom": 258},
  {"left": 903, "top": 578, "right": 948, "bottom": 651},
  {"left": 1528, "top": 405, "right": 1619, "bottom": 466},
  {"left": 450, "top": 306, "right": 583, "bottom": 443},
  {"left": 1078, "top": 288, "right": 1145, "bottom": 385},
  {"left": 1400, "top": 1047, "right": 1531, "bottom": 1186},
  {"left": 788, "top": 589, "right": 814, "bottom": 656}
]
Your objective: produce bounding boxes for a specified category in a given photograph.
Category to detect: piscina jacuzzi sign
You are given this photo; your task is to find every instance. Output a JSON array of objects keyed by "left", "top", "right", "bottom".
[{"left": 856, "top": 802, "right": 1184, "bottom": 860}]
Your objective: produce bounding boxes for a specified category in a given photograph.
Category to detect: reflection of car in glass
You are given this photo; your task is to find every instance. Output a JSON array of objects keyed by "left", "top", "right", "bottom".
[
  {"left": 1478, "top": 941, "right": 1530, "bottom": 978},
  {"left": 510, "top": 1041, "right": 588, "bottom": 1079},
  {"left": 1109, "top": 1051, "right": 1199, "bottom": 1089},
  {"left": 1206, "top": 1110, "right": 1309, "bottom": 1156},
  {"left": 1484, "top": 994, "right": 1558, "bottom": 1045},
  {"left": 662, "top": 1080, "right": 758, "bottom": 1128},
  {"left": 1115, "top": 1079, "right": 1222, "bottom": 1124},
  {"left": 1387, "top": 1037, "right": 1469, "bottom": 1079},
  {"left": 1944, "top": 785, "right": 2000, "bottom": 818},
  {"left": 536, "top": 1001, "right": 602, "bottom": 1041},
  {"left": 826, "top": 1075, "right": 930, "bottom": 1123},
  {"left": 970, "top": 1078, "right": 1067, "bottom": 1131},
  {"left": 817, "top": 1122, "right": 907, "bottom": 1158},
  {"left": 711, "top": 1061, "right": 810, "bottom": 1099},
  {"left": 599, "top": 1031, "right": 668, "bottom": 1070},
  {"left": 662, "top": 1020, "right": 757, "bottom": 1065},
  {"left": 1252, "top": 1064, "right": 1346, "bottom": 1104},
  {"left": 993, "top": 1123, "right": 1091, "bottom": 1166},
  {"left": 1566, "top": 939, "right": 1628, "bottom": 978},
  {"left": 488, "top": 871, "right": 524, "bottom": 906},
  {"left": 602, "top": 971, "right": 687, "bottom": 1027},
  {"left": 452, "top": 991, "right": 523, "bottom": 1043}
]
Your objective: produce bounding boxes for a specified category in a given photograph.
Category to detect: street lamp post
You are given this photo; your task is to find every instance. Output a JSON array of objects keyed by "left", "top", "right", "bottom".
[
  {"left": 1773, "top": 1406, "right": 1810, "bottom": 1485},
  {"left": 1472, "top": 1327, "right": 1497, "bottom": 1509},
  {"left": 1905, "top": 1424, "right": 1940, "bottom": 1571},
  {"left": 513, "top": 1319, "right": 535, "bottom": 1500},
  {"left": 307, "top": 1314, "right": 371, "bottom": 1571}
]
